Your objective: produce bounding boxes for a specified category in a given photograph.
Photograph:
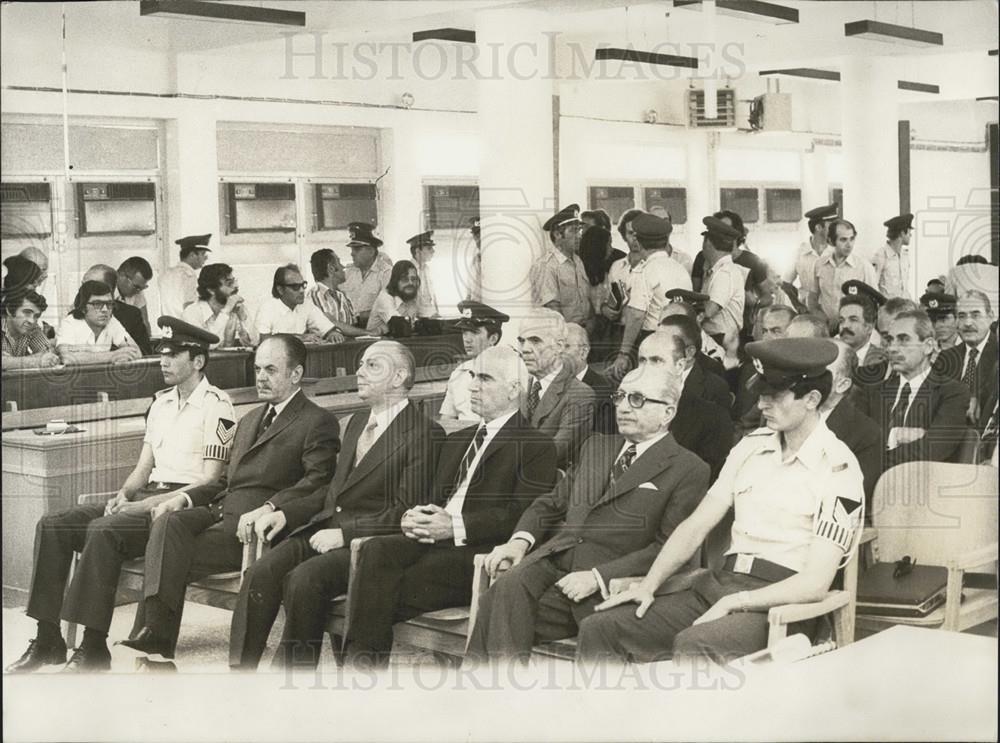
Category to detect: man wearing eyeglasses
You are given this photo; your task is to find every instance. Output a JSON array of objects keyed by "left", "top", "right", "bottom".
[
  {"left": 254, "top": 264, "right": 340, "bottom": 344},
  {"left": 116, "top": 256, "right": 154, "bottom": 340},
  {"left": 465, "top": 366, "right": 709, "bottom": 663},
  {"left": 577, "top": 338, "right": 864, "bottom": 665},
  {"left": 56, "top": 279, "right": 142, "bottom": 366}
]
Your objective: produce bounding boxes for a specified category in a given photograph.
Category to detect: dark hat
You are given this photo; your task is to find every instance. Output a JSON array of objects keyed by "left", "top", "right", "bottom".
[
  {"left": 665, "top": 288, "right": 710, "bottom": 308},
  {"left": 803, "top": 204, "right": 838, "bottom": 221},
  {"left": 454, "top": 300, "right": 509, "bottom": 332},
  {"left": 920, "top": 291, "right": 957, "bottom": 316},
  {"left": 347, "top": 222, "right": 383, "bottom": 249},
  {"left": 883, "top": 213, "right": 914, "bottom": 232},
  {"left": 156, "top": 316, "right": 218, "bottom": 352},
  {"left": 926, "top": 278, "right": 945, "bottom": 290},
  {"left": 406, "top": 231, "right": 435, "bottom": 250},
  {"left": 175, "top": 234, "right": 212, "bottom": 256},
  {"left": 746, "top": 338, "right": 838, "bottom": 393},
  {"left": 542, "top": 204, "right": 582, "bottom": 232},
  {"left": 701, "top": 216, "right": 742, "bottom": 243},
  {"left": 841, "top": 279, "right": 886, "bottom": 309},
  {"left": 631, "top": 213, "right": 672, "bottom": 242},
  {"left": 469, "top": 217, "right": 481, "bottom": 235}
]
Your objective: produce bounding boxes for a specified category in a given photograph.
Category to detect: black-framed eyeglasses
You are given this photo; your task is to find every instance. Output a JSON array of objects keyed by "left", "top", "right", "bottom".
[
  {"left": 281, "top": 282, "right": 308, "bottom": 290},
  {"left": 610, "top": 390, "right": 673, "bottom": 409},
  {"left": 86, "top": 300, "right": 114, "bottom": 310}
]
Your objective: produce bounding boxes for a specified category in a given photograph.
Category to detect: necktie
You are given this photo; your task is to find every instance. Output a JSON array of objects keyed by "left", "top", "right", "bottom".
[
  {"left": 889, "top": 381, "right": 911, "bottom": 429},
  {"left": 526, "top": 378, "right": 542, "bottom": 420},
  {"left": 978, "top": 403, "right": 999, "bottom": 463},
  {"left": 612, "top": 443, "right": 637, "bottom": 481},
  {"left": 962, "top": 347, "right": 979, "bottom": 391},
  {"left": 354, "top": 418, "right": 379, "bottom": 464},
  {"left": 454, "top": 424, "right": 488, "bottom": 490},
  {"left": 256, "top": 406, "right": 276, "bottom": 440}
]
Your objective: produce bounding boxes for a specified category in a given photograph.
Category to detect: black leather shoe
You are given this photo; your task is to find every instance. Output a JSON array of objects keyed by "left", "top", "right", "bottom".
[
  {"left": 117, "top": 627, "right": 174, "bottom": 660},
  {"left": 62, "top": 645, "right": 111, "bottom": 673},
  {"left": 5, "top": 637, "right": 68, "bottom": 673}
]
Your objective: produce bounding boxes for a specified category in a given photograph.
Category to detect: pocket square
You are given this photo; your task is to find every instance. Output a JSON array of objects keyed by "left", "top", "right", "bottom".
[{"left": 638, "top": 482, "right": 658, "bottom": 490}]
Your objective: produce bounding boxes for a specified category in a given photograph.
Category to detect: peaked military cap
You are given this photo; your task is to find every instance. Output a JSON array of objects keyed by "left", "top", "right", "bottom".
[
  {"left": 665, "top": 288, "right": 710, "bottom": 307},
  {"left": 542, "top": 204, "right": 582, "bottom": 232},
  {"left": 701, "top": 216, "right": 742, "bottom": 242},
  {"left": 920, "top": 291, "right": 957, "bottom": 316},
  {"left": 175, "top": 234, "right": 212, "bottom": 256},
  {"left": 883, "top": 213, "right": 914, "bottom": 232},
  {"left": 156, "top": 316, "right": 218, "bottom": 353},
  {"left": 347, "top": 222, "right": 383, "bottom": 249},
  {"left": 804, "top": 204, "right": 838, "bottom": 221},
  {"left": 406, "top": 231, "right": 435, "bottom": 250},
  {"left": 746, "top": 337, "right": 838, "bottom": 393},
  {"left": 454, "top": 300, "right": 509, "bottom": 332},
  {"left": 631, "top": 213, "right": 672, "bottom": 242},
  {"left": 841, "top": 279, "right": 886, "bottom": 309}
]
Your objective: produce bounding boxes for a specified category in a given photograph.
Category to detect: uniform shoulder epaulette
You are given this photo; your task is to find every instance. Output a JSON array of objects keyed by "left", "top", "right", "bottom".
[
  {"left": 745, "top": 427, "right": 774, "bottom": 438},
  {"left": 152, "top": 387, "right": 172, "bottom": 399},
  {"left": 203, "top": 383, "right": 232, "bottom": 401}
]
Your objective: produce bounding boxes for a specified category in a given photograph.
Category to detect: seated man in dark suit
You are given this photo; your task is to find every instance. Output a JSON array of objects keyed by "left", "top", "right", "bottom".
[
  {"left": 656, "top": 314, "right": 730, "bottom": 411},
  {"left": 857, "top": 310, "right": 969, "bottom": 467},
  {"left": 518, "top": 308, "right": 597, "bottom": 468},
  {"left": 564, "top": 322, "right": 616, "bottom": 433},
  {"left": 344, "top": 345, "right": 557, "bottom": 664},
  {"left": 786, "top": 324, "right": 882, "bottom": 510},
  {"left": 464, "top": 367, "right": 709, "bottom": 663},
  {"left": 230, "top": 341, "right": 440, "bottom": 670},
  {"left": 636, "top": 330, "right": 733, "bottom": 482},
  {"left": 118, "top": 335, "right": 341, "bottom": 662},
  {"left": 933, "top": 290, "right": 997, "bottom": 429}
]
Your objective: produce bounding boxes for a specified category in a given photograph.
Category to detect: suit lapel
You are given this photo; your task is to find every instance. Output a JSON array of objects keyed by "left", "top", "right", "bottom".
[
  {"left": 533, "top": 368, "right": 568, "bottom": 424},
  {"left": 229, "top": 404, "right": 265, "bottom": 471},
  {"left": 593, "top": 434, "right": 679, "bottom": 509},
  {"left": 343, "top": 403, "right": 419, "bottom": 490},
  {"left": 475, "top": 413, "right": 525, "bottom": 471},
  {"left": 247, "top": 392, "right": 305, "bottom": 453},
  {"left": 684, "top": 363, "right": 705, "bottom": 398}
]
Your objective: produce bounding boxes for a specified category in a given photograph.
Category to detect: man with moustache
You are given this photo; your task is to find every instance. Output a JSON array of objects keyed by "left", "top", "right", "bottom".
[
  {"left": 181, "top": 263, "right": 255, "bottom": 348},
  {"left": 838, "top": 281, "right": 888, "bottom": 369},
  {"left": 465, "top": 365, "right": 709, "bottom": 662},
  {"left": 933, "top": 290, "right": 998, "bottom": 428},
  {"left": 119, "top": 335, "right": 340, "bottom": 663},
  {"left": 255, "top": 264, "right": 340, "bottom": 343},
  {"left": 810, "top": 219, "right": 878, "bottom": 331},
  {"left": 230, "top": 341, "right": 439, "bottom": 669},
  {"left": 367, "top": 260, "right": 422, "bottom": 336},
  {"left": 345, "top": 345, "right": 557, "bottom": 664}
]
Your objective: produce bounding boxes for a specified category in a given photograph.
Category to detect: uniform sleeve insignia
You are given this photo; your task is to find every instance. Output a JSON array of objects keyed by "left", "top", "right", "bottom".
[
  {"left": 216, "top": 418, "right": 237, "bottom": 445},
  {"left": 837, "top": 495, "right": 861, "bottom": 515}
]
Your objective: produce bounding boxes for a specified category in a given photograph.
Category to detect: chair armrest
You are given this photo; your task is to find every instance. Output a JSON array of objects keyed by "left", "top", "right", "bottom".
[
  {"left": 768, "top": 590, "right": 850, "bottom": 626},
  {"left": 239, "top": 534, "right": 271, "bottom": 581},
  {"left": 948, "top": 542, "right": 999, "bottom": 571},
  {"left": 77, "top": 491, "right": 116, "bottom": 506},
  {"left": 467, "top": 554, "right": 491, "bottom": 648}
]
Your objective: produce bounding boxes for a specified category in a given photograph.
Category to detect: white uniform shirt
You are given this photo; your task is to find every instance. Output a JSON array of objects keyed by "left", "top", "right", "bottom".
[
  {"left": 439, "top": 359, "right": 478, "bottom": 421},
  {"left": 159, "top": 263, "right": 199, "bottom": 319},
  {"left": 254, "top": 297, "right": 334, "bottom": 338},
  {"left": 702, "top": 254, "right": 748, "bottom": 338},
  {"left": 628, "top": 251, "right": 692, "bottom": 331}
]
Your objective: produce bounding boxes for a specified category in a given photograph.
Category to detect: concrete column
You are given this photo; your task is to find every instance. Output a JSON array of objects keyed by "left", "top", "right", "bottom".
[
  {"left": 683, "top": 131, "right": 714, "bottom": 256},
  {"left": 841, "top": 56, "right": 899, "bottom": 263},
  {"left": 164, "top": 105, "right": 219, "bottom": 272},
  {"left": 476, "top": 9, "right": 555, "bottom": 330}
]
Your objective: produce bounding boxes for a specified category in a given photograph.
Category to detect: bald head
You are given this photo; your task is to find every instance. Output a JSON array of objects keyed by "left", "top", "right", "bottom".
[
  {"left": 637, "top": 329, "right": 685, "bottom": 370},
  {"left": 83, "top": 264, "right": 118, "bottom": 295},
  {"left": 470, "top": 345, "right": 530, "bottom": 420},
  {"left": 563, "top": 322, "right": 590, "bottom": 375},
  {"left": 19, "top": 247, "right": 48, "bottom": 272},
  {"left": 786, "top": 314, "right": 830, "bottom": 339},
  {"left": 615, "top": 367, "right": 680, "bottom": 442},
  {"left": 823, "top": 339, "right": 858, "bottom": 411},
  {"left": 356, "top": 340, "right": 416, "bottom": 406}
]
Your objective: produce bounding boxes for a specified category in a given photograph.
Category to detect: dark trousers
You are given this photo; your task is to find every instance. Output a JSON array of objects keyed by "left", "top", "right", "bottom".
[
  {"left": 345, "top": 534, "right": 476, "bottom": 658},
  {"left": 129, "top": 507, "right": 243, "bottom": 654},
  {"left": 464, "top": 550, "right": 599, "bottom": 663},
  {"left": 228, "top": 533, "right": 351, "bottom": 669},
  {"left": 576, "top": 569, "right": 802, "bottom": 664},
  {"left": 26, "top": 486, "right": 170, "bottom": 635}
]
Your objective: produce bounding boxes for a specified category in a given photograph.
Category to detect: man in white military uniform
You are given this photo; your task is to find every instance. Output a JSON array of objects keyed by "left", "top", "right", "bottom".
[
  {"left": 160, "top": 234, "right": 211, "bottom": 319},
  {"left": 873, "top": 213, "right": 913, "bottom": 300},
  {"left": 439, "top": 300, "right": 509, "bottom": 422}
]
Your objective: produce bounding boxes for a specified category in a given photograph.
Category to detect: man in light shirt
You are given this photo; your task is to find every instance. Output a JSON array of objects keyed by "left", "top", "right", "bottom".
[
  {"left": 439, "top": 300, "right": 509, "bottom": 422},
  {"left": 408, "top": 231, "right": 440, "bottom": 318},
  {"left": 529, "top": 203, "right": 591, "bottom": 326},
  {"left": 785, "top": 204, "right": 837, "bottom": 309},
  {"left": 810, "top": 219, "right": 878, "bottom": 330},
  {"left": 254, "top": 264, "right": 339, "bottom": 343},
  {"left": 341, "top": 221, "right": 393, "bottom": 327},
  {"left": 699, "top": 216, "right": 748, "bottom": 345},
  {"left": 873, "top": 213, "right": 913, "bottom": 299},
  {"left": 181, "top": 263, "right": 255, "bottom": 348},
  {"left": 56, "top": 280, "right": 142, "bottom": 365},
  {"left": 344, "top": 345, "right": 557, "bottom": 665},
  {"left": 306, "top": 249, "right": 365, "bottom": 342},
  {"left": 160, "top": 234, "right": 211, "bottom": 319}
]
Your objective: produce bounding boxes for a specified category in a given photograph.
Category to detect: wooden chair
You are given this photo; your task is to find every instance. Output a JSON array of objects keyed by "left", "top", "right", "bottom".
[
  {"left": 856, "top": 461, "right": 999, "bottom": 635},
  {"left": 63, "top": 490, "right": 263, "bottom": 649}
]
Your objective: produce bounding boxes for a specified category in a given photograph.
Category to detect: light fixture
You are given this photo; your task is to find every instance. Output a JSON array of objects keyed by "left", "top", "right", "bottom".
[
  {"left": 844, "top": 20, "right": 943, "bottom": 47},
  {"left": 413, "top": 28, "right": 476, "bottom": 43},
  {"left": 898, "top": 80, "right": 939, "bottom": 94},
  {"left": 760, "top": 68, "right": 840, "bottom": 82},
  {"left": 139, "top": 0, "right": 305, "bottom": 26},
  {"left": 595, "top": 47, "right": 698, "bottom": 69},
  {"left": 673, "top": 0, "right": 798, "bottom": 25},
  {"left": 643, "top": 109, "right": 658, "bottom": 124},
  {"left": 400, "top": 92, "right": 415, "bottom": 109}
]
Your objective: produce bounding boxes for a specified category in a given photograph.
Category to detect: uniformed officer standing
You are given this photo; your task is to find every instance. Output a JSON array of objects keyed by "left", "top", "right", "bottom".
[
  {"left": 408, "top": 231, "right": 440, "bottom": 318},
  {"left": 439, "top": 300, "right": 510, "bottom": 422},
  {"left": 578, "top": 337, "right": 864, "bottom": 664},
  {"left": 529, "top": 204, "right": 592, "bottom": 325},
  {"left": 699, "top": 216, "right": 748, "bottom": 346},
  {"left": 160, "top": 234, "right": 212, "bottom": 319},
  {"left": 342, "top": 222, "right": 394, "bottom": 327},
  {"left": 786, "top": 204, "right": 837, "bottom": 310},
  {"left": 873, "top": 213, "right": 913, "bottom": 299},
  {"left": 5, "top": 318, "right": 235, "bottom": 673}
]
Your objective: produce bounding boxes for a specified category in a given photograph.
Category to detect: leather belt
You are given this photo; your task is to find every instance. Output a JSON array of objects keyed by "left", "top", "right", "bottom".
[{"left": 723, "top": 554, "right": 797, "bottom": 583}]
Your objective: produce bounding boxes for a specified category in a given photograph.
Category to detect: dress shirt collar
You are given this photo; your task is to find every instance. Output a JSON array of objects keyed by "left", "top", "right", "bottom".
[
  {"left": 367, "top": 397, "right": 409, "bottom": 431},
  {"left": 267, "top": 388, "right": 300, "bottom": 419},
  {"left": 534, "top": 362, "right": 563, "bottom": 397},
  {"left": 620, "top": 430, "right": 670, "bottom": 462},
  {"left": 898, "top": 364, "right": 932, "bottom": 392}
]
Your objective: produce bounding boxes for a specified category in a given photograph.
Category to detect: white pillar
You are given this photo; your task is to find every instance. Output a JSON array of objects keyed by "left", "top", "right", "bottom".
[
  {"left": 841, "top": 56, "right": 899, "bottom": 264},
  {"left": 476, "top": 9, "right": 555, "bottom": 331},
  {"left": 164, "top": 106, "right": 219, "bottom": 271},
  {"left": 683, "top": 131, "right": 714, "bottom": 256}
]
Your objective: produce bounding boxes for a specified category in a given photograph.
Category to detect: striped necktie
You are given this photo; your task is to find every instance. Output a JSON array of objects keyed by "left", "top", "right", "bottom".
[
  {"left": 889, "top": 381, "right": 911, "bottom": 429},
  {"left": 454, "top": 424, "right": 488, "bottom": 489},
  {"left": 962, "top": 346, "right": 979, "bottom": 391},
  {"left": 526, "top": 378, "right": 542, "bottom": 420}
]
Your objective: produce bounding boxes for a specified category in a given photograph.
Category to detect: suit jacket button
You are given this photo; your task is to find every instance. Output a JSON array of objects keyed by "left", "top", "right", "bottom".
[{"left": 335, "top": 506, "right": 342, "bottom": 513}]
